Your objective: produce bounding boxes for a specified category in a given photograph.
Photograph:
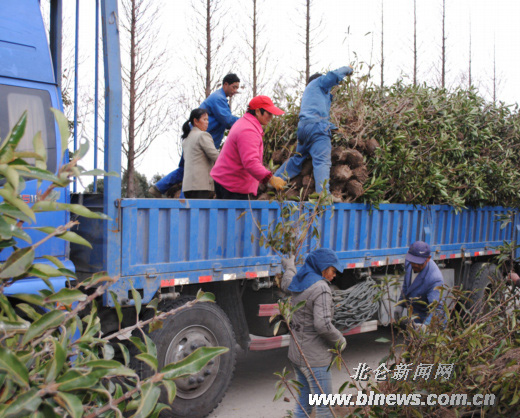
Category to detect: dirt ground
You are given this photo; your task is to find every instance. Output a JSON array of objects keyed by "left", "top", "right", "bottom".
[{"left": 209, "top": 326, "right": 395, "bottom": 418}]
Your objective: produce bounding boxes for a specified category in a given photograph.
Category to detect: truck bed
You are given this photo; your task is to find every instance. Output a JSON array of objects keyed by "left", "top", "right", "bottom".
[{"left": 93, "top": 198, "right": 517, "bottom": 305}]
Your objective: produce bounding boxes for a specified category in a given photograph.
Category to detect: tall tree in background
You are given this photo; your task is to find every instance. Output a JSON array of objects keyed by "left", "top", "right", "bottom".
[
  {"left": 413, "top": 0, "right": 417, "bottom": 86},
  {"left": 441, "top": 0, "right": 446, "bottom": 88},
  {"left": 191, "top": 0, "right": 228, "bottom": 99},
  {"left": 492, "top": 39, "right": 497, "bottom": 102},
  {"left": 468, "top": 17, "right": 472, "bottom": 88},
  {"left": 247, "top": 0, "right": 268, "bottom": 96},
  {"left": 380, "top": 0, "right": 384, "bottom": 87},
  {"left": 298, "top": 0, "right": 322, "bottom": 83},
  {"left": 121, "top": 0, "right": 173, "bottom": 197}
]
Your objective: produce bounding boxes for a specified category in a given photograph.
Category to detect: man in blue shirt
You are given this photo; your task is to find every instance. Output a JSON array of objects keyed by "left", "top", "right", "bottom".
[
  {"left": 275, "top": 66, "right": 353, "bottom": 202},
  {"left": 395, "top": 241, "right": 446, "bottom": 329},
  {"left": 149, "top": 73, "right": 240, "bottom": 197}
]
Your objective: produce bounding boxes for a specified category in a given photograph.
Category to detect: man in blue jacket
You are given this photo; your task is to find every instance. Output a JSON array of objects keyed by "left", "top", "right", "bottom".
[
  {"left": 395, "top": 241, "right": 446, "bottom": 329},
  {"left": 149, "top": 73, "right": 241, "bottom": 197},
  {"left": 275, "top": 66, "right": 353, "bottom": 202}
]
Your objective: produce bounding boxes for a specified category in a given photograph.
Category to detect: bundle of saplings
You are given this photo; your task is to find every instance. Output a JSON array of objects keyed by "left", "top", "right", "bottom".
[{"left": 260, "top": 79, "right": 520, "bottom": 209}]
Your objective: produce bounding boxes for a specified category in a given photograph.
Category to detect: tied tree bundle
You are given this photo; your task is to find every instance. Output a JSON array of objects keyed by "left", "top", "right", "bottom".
[{"left": 263, "top": 78, "right": 520, "bottom": 209}]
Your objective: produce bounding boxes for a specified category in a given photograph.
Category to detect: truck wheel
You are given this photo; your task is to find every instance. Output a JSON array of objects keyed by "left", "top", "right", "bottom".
[
  {"left": 132, "top": 297, "right": 236, "bottom": 418},
  {"left": 465, "top": 262, "right": 499, "bottom": 314}
]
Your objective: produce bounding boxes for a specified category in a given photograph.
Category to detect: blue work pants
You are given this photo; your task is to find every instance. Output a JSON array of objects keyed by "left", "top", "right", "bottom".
[
  {"left": 275, "top": 122, "right": 331, "bottom": 193},
  {"left": 292, "top": 363, "right": 333, "bottom": 418},
  {"left": 155, "top": 156, "right": 184, "bottom": 194}
]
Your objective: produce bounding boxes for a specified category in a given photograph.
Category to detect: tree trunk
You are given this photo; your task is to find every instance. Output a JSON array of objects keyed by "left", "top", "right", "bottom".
[
  {"left": 305, "top": 0, "right": 310, "bottom": 82},
  {"left": 380, "top": 0, "right": 384, "bottom": 87},
  {"left": 205, "top": 0, "right": 211, "bottom": 98},
  {"left": 441, "top": 0, "right": 446, "bottom": 88},
  {"left": 413, "top": 0, "right": 417, "bottom": 86},
  {"left": 127, "top": 0, "right": 137, "bottom": 198},
  {"left": 252, "top": 0, "right": 257, "bottom": 96}
]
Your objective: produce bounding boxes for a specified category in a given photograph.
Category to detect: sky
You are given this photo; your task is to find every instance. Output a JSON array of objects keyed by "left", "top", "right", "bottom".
[{"left": 57, "top": 0, "right": 520, "bottom": 183}]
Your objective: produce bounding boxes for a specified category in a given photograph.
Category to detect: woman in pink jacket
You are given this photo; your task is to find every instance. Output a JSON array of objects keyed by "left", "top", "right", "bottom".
[{"left": 211, "top": 95, "right": 287, "bottom": 199}]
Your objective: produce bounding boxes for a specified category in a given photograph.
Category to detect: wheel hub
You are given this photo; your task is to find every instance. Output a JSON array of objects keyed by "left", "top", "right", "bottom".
[{"left": 165, "top": 325, "right": 220, "bottom": 399}]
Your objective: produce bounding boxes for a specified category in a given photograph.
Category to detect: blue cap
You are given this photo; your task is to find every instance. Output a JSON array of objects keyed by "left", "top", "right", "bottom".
[{"left": 405, "top": 241, "right": 431, "bottom": 264}]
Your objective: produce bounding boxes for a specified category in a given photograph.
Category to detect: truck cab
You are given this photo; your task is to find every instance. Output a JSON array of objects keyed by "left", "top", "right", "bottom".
[{"left": 0, "top": 0, "right": 72, "bottom": 293}]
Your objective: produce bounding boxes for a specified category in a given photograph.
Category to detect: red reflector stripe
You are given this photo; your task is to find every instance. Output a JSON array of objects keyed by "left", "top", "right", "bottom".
[
  {"left": 371, "top": 261, "right": 380, "bottom": 267},
  {"left": 199, "top": 276, "right": 212, "bottom": 283},
  {"left": 245, "top": 272, "right": 257, "bottom": 278},
  {"left": 440, "top": 254, "right": 446, "bottom": 260},
  {"left": 161, "top": 279, "right": 175, "bottom": 287},
  {"left": 347, "top": 263, "right": 356, "bottom": 269},
  {"left": 487, "top": 251, "right": 493, "bottom": 255}
]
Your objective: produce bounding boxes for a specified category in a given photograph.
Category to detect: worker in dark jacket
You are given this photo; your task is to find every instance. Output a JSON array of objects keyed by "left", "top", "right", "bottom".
[
  {"left": 395, "top": 241, "right": 446, "bottom": 329},
  {"left": 281, "top": 248, "right": 346, "bottom": 418},
  {"left": 275, "top": 66, "right": 353, "bottom": 202},
  {"left": 149, "top": 73, "right": 240, "bottom": 197}
]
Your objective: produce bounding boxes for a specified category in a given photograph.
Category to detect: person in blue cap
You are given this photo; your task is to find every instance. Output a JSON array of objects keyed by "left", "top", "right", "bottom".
[
  {"left": 281, "top": 248, "right": 346, "bottom": 418},
  {"left": 149, "top": 73, "right": 241, "bottom": 197},
  {"left": 275, "top": 66, "right": 353, "bottom": 202},
  {"left": 395, "top": 241, "right": 446, "bottom": 329}
]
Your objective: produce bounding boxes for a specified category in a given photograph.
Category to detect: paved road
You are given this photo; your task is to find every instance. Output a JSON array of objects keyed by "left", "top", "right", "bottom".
[{"left": 209, "top": 326, "right": 396, "bottom": 418}]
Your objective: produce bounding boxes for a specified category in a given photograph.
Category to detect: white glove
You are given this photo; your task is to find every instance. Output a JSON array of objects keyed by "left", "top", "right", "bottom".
[
  {"left": 281, "top": 255, "right": 295, "bottom": 271},
  {"left": 339, "top": 336, "right": 347, "bottom": 352},
  {"left": 393, "top": 305, "right": 405, "bottom": 322},
  {"left": 413, "top": 322, "right": 428, "bottom": 333}
]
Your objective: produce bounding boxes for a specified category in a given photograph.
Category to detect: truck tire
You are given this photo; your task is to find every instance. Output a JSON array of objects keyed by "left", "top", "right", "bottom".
[
  {"left": 132, "top": 297, "right": 236, "bottom": 418},
  {"left": 465, "top": 262, "right": 499, "bottom": 314}
]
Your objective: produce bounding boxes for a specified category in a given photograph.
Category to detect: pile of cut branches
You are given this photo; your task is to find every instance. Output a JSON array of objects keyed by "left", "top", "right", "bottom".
[{"left": 262, "top": 78, "right": 520, "bottom": 209}]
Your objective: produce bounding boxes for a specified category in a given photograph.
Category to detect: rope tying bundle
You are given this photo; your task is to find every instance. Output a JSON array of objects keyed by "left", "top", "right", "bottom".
[{"left": 332, "top": 278, "right": 379, "bottom": 331}]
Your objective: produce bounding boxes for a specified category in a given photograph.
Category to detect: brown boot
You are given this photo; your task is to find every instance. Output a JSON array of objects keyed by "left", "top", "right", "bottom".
[{"left": 148, "top": 185, "right": 163, "bottom": 198}]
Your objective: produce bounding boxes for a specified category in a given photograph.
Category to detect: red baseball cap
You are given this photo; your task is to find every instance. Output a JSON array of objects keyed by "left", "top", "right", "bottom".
[{"left": 248, "top": 95, "right": 284, "bottom": 115}]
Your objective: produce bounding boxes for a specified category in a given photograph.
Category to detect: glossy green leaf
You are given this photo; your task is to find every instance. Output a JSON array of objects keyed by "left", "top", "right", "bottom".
[
  {"left": 0, "top": 164, "right": 19, "bottom": 192},
  {"left": 162, "top": 380, "right": 177, "bottom": 404},
  {"left": 32, "top": 200, "right": 109, "bottom": 220},
  {"left": 0, "top": 112, "right": 26, "bottom": 162},
  {"left": 131, "top": 288, "right": 142, "bottom": 317},
  {"left": 42, "top": 255, "right": 65, "bottom": 269},
  {"left": 273, "top": 384, "right": 285, "bottom": 401},
  {"left": 0, "top": 203, "right": 33, "bottom": 223},
  {"left": 110, "top": 291, "right": 123, "bottom": 324},
  {"left": 0, "top": 190, "right": 34, "bottom": 222},
  {"left": 161, "top": 346, "right": 228, "bottom": 380},
  {"left": 0, "top": 247, "right": 35, "bottom": 279},
  {"left": 56, "top": 371, "right": 99, "bottom": 391},
  {"left": 32, "top": 131, "right": 47, "bottom": 162},
  {"left": 50, "top": 108, "right": 70, "bottom": 157},
  {"left": 45, "top": 340, "right": 66, "bottom": 383},
  {"left": 2, "top": 388, "right": 41, "bottom": 417},
  {"left": 117, "top": 343, "right": 130, "bottom": 366},
  {"left": 34, "top": 226, "right": 92, "bottom": 248},
  {"left": 55, "top": 392, "right": 83, "bottom": 418},
  {"left": 0, "top": 347, "right": 29, "bottom": 388},
  {"left": 12, "top": 166, "right": 64, "bottom": 185},
  {"left": 196, "top": 290, "right": 215, "bottom": 302},
  {"left": 45, "top": 288, "right": 87, "bottom": 305},
  {"left": 135, "top": 353, "right": 158, "bottom": 371},
  {"left": 131, "top": 382, "right": 161, "bottom": 418},
  {"left": 14, "top": 303, "right": 42, "bottom": 321},
  {"left": 84, "top": 359, "right": 121, "bottom": 369},
  {"left": 22, "top": 310, "right": 65, "bottom": 345}
]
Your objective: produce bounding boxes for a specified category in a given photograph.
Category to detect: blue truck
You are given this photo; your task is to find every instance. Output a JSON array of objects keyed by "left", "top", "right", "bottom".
[{"left": 1, "top": 1, "right": 518, "bottom": 417}]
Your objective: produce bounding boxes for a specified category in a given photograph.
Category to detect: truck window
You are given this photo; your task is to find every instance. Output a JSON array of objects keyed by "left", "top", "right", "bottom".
[{"left": 0, "top": 84, "right": 57, "bottom": 173}]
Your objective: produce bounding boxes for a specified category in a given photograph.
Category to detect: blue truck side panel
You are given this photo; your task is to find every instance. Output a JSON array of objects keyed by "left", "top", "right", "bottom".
[{"left": 106, "top": 199, "right": 519, "bottom": 306}]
